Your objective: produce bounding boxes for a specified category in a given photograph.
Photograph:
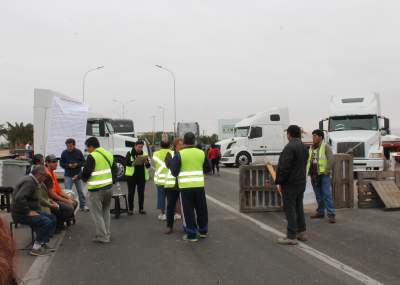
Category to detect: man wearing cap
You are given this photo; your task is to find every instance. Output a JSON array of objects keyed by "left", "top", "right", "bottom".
[
  {"left": 276, "top": 125, "right": 308, "bottom": 245},
  {"left": 308, "top": 129, "right": 336, "bottom": 223}
]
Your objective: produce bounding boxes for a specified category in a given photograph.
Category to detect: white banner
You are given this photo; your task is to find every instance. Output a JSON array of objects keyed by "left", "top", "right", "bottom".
[{"left": 46, "top": 96, "right": 88, "bottom": 157}]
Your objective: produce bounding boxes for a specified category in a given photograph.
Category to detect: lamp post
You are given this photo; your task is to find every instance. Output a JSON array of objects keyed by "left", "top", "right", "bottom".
[
  {"left": 113, "top": 99, "right": 136, "bottom": 119},
  {"left": 158, "top": 105, "right": 165, "bottom": 133},
  {"left": 150, "top": 115, "right": 156, "bottom": 145},
  {"left": 82, "top": 66, "right": 104, "bottom": 103},
  {"left": 155, "top": 65, "right": 176, "bottom": 137}
]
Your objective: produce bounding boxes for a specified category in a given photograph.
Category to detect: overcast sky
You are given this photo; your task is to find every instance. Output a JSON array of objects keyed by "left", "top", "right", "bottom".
[{"left": 0, "top": 0, "right": 399, "bottom": 135}]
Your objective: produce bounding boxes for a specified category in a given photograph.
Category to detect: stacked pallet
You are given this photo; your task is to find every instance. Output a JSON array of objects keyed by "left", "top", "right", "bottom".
[{"left": 357, "top": 171, "right": 400, "bottom": 210}]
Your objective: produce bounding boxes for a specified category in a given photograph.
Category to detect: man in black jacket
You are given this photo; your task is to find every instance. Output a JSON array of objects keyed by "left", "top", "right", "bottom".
[{"left": 276, "top": 125, "right": 308, "bottom": 245}]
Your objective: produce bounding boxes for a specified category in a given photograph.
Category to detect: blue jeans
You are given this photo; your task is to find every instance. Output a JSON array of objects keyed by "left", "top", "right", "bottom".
[
  {"left": 65, "top": 176, "right": 86, "bottom": 208},
  {"left": 311, "top": 174, "right": 336, "bottom": 216},
  {"left": 156, "top": 185, "right": 166, "bottom": 211},
  {"left": 14, "top": 211, "right": 56, "bottom": 244}
]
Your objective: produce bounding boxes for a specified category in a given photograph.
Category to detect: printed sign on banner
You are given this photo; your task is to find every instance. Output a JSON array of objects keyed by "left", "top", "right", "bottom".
[{"left": 45, "top": 96, "right": 89, "bottom": 157}]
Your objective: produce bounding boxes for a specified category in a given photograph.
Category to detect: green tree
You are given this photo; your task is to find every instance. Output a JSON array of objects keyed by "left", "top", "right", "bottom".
[{"left": 0, "top": 122, "right": 33, "bottom": 149}]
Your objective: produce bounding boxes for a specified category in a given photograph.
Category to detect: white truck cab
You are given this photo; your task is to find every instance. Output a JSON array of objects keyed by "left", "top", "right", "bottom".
[
  {"left": 217, "top": 108, "right": 289, "bottom": 167},
  {"left": 86, "top": 116, "right": 151, "bottom": 179},
  {"left": 319, "top": 94, "right": 389, "bottom": 171}
]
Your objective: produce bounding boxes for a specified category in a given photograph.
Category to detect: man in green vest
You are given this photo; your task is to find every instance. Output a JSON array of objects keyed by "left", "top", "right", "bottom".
[
  {"left": 80, "top": 137, "right": 117, "bottom": 243},
  {"left": 307, "top": 130, "right": 336, "bottom": 224},
  {"left": 153, "top": 140, "right": 171, "bottom": 221},
  {"left": 125, "top": 140, "right": 150, "bottom": 215},
  {"left": 170, "top": 132, "right": 211, "bottom": 242}
]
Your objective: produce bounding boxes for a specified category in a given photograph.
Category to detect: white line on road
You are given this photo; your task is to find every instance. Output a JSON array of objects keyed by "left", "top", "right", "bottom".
[{"left": 206, "top": 194, "right": 383, "bottom": 285}]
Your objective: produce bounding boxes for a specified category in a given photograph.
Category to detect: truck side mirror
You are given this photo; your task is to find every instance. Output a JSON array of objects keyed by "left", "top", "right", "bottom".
[
  {"left": 384, "top": 118, "right": 390, "bottom": 131},
  {"left": 319, "top": 120, "right": 324, "bottom": 131}
]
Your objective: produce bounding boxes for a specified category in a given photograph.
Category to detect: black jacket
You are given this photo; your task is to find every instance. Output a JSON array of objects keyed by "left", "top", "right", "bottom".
[
  {"left": 60, "top": 148, "right": 85, "bottom": 177},
  {"left": 125, "top": 149, "right": 151, "bottom": 182},
  {"left": 276, "top": 138, "right": 308, "bottom": 186}
]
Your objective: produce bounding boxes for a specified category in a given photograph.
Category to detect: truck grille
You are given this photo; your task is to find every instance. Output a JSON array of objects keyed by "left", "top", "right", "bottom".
[{"left": 337, "top": 142, "right": 365, "bottom": 158}]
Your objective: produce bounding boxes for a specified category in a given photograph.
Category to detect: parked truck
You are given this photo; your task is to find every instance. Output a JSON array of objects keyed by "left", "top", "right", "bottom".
[
  {"left": 217, "top": 108, "right": 291, "bottom": 167},
  {"left": 34, "top": 89, "right": 150, "bottom": 180},
  {"left": 319, "top": 94, "right": 389, "bottom": 171},
  {"left": 177, "top": 122, "right": 200, "bottom": 141}
]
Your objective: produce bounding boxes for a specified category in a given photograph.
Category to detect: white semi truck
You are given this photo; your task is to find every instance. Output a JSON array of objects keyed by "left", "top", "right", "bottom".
[
  {"left": 34, "top": 89, "right": 150, "bottom": 180},
  {"left": 319, "top": 94, "right": 389, "bottom": 171},
  {"left": 217, "top": 108, "right": 291, "bottom": 167}
]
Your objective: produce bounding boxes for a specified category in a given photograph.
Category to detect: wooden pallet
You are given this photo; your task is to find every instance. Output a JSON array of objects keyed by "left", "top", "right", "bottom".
[{"left": 370, "top": 180, "right": 400, "bottom": 211}]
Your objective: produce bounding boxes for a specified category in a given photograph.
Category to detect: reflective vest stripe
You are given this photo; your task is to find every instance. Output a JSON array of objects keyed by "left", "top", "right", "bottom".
[
  {"left": 92, "top": 169, "right": 112, "bottom": 176},
  {"left": 88, "top": 178, "right": 113, "bottom": 186},
  {"left": 179, "top": 171, "right": 204, "bottom": 176},
  {"left": 178, "top": 177, "right": 205, "bottom": 183}
]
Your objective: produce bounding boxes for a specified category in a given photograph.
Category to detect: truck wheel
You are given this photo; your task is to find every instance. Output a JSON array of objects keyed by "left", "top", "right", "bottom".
[
  {"left": 115, "top": 156, "right": 126, "bottom": 181},
  {"left": 236, "top": 152, "right": 251, "bottom": 167}
]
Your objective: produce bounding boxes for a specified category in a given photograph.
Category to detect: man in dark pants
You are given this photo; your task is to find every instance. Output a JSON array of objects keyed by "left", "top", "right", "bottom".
[
  {"left": 276, "top": 125, "right": 308, "bottom": 245},
  {"left": 11, "top": 165, "right": 57, "bottom": 256},
  {"left": 125, "top": 140, "right": 150, "bottom": 215},
  {"left": 170, "top": 132, "right": 211, "bottom": 242},
  {"left": 164, "top": 138, "right": 184, "bottom": 234}
]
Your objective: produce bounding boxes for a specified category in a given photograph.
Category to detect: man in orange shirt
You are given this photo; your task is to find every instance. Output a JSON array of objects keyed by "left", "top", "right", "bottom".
[{"left": 45, "top": 155, "right": 76, "bottom": 231}]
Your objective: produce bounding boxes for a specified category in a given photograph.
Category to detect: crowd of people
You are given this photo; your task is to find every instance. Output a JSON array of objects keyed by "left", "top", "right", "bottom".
[{"left": 1, "top": 124, "right": 337, "bottom": 285}]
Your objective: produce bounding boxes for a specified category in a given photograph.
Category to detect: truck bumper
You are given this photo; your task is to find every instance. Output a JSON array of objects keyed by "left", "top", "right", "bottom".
[
  {"left": 353, "top": 158, "right": 384, "bottom": 171},
  {"left": 221, "top": 156, "right": 235, "bottom": 165}
]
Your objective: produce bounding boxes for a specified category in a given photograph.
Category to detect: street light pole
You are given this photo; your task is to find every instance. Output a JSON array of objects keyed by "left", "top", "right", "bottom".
[
  {"left": 82, "top": 66, "right": 104, "bottom": 103},
  {"left": 158, "top": 105, "right": 165, "bottom": 133},
  {"left": 113, "top": 99, "right": 136, "bottom": 119},
  {"left": 155, "top": 65, "right": 176, "bottom": 137},
  {"left": 150, "top": 115, "right": 156, "bottom": 144}
]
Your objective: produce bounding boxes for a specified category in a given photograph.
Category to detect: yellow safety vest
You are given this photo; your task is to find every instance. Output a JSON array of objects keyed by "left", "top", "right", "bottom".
[
  {"left": 153, "top": 149, "right": 170, "bottom": 186},
  {"left": 307, "top": 142, "right": 328, "bottom": 175},
  {"left": 178, "top": 148, "right": 205, "bottom": 189},
  {"left": 125, "top": 151, "right": 150, "bottom": 181},
  {"left": 87, "top": 147, "right": 114, "bottom": 191},
  {"left": 164, "top": 151, "right": 177, "bottom": 189}
]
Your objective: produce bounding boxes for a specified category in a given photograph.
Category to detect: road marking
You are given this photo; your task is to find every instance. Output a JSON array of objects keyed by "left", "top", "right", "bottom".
[
  {"left": 21, "top": 230, "right": 66, "bottom": 285},
  {"left": 206, "top": 194, "right": 383, "bottom": 285}
]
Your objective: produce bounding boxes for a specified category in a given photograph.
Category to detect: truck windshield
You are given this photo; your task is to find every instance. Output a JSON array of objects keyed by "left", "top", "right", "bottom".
[
  {"left": 329, "top": 115, "right": 378, "bottom": 132},
  {"left": 234, "top": 127, "right": 250, "bottom": 137}
]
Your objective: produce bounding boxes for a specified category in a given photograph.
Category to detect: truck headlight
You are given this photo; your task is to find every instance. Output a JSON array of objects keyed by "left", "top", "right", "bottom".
[{"left": 369, "top": 152, "right": 384, "bottom": 158}]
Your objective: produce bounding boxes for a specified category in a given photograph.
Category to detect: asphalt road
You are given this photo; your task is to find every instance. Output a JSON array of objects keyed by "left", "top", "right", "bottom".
[{"left": 39, "top": 168, "right": 400, "bottom": 285}]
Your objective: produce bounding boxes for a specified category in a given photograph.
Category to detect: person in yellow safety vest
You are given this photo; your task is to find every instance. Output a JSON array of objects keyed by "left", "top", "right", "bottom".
[
  {"left": 153, "top": 140, "right": 172, "bottom": 221},
  {"left": 170, "top": 132, "right": 212, "bottom": 242},
  {"left": 164, "top": 138, "right": 184, "bottom": 235},
  {"left": 307, "top": 129, "right": 336, "bottom": 224},
  {"left": 80, "top": 137, "right": 117, "bottom": 244},
  {"left": 125, "top": 140, "right": 150, "bottom": 215}
]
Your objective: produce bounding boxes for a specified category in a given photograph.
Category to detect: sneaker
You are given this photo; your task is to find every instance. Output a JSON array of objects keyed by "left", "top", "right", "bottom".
[
  {"left": 328, "top": 215, "right": 336, "bottom": 224},
  {"left": 277, "top": 237, "right": 298, "bottom": 245},
  {"left": 30, "top": 247, "right": 52, "bottom": 256},
  {"left": 297, "top": 232, "right": 308, "bottom": 242},
  {"left": 182, "top": 234, "right": 199, "bottom": 242},
  {"left": 161, "top": 214, "right": 167, "bottom": 221},
  {"left": 128, "top": 210, "right": 134, "bottom": 216},
  {"left": 199, "top": 233, "right": 208, "bottom": 239},
  {"left": 83, "top": 206, "right": 90, "bottom": 212},
  {"left": 139, "top": 210, "right": 147, "bottom": 215},
  {"left": 92, "top": 237, "right": 111, "bottom": 244},
  {"left": 42, "top": 244, "right": 56, "bottom": 252},
  {"left": 310, "top": 213, "right": 325, "bottom": 219},
  {"left": 158, "top": 214, "right": 163, "bottom": 220},
  {"left": 174, "top": 214, "right": 182, "bottom": 220}
]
